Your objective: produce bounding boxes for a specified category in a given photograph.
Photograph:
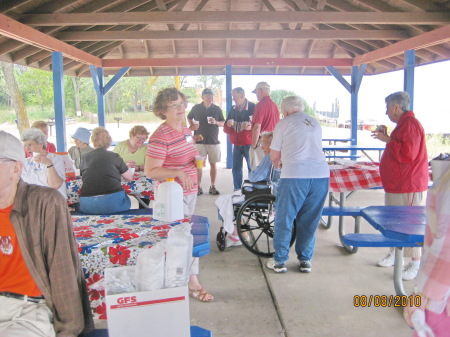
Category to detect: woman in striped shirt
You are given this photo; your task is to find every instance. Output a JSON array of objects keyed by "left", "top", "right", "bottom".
[{"left": 145, "top": 87, "right": 213, "bottom": 303}]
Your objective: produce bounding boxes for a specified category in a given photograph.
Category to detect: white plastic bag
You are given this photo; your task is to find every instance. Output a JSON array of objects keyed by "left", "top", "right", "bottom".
[
  {"left": 164, "top": 224, "right": 193, "bottom": 288},
  {"left": 135, "top": 241, "right": 166, "bottom": 291}
]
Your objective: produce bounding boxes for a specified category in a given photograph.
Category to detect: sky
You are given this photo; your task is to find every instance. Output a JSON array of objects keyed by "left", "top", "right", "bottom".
[{"left": 230, "top": 59, "right": 450, "bottom": 134}]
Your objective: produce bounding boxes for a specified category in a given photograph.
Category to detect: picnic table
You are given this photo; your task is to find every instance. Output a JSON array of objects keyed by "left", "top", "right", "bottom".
[
  {"left": 72, "top": 210, "right": 210, "bottom": 319},
  {"left": 322, "top": 162, "right": 382, "bottom": 239},
  {"left": 323, "top": 144, "right": 385, "bottom": 162},
  {"left": 360, "top": 206, "right": 425, "bottom": 295},
  {"left": 66, "top": 172, "right": 154, "bottom": 205}
]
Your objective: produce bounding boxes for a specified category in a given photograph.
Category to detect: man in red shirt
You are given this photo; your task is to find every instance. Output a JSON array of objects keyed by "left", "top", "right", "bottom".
[
  {"left": 372, "top": 91, "right": 429, "bottom": 281},
  {"left": 250, "top": 82, "right": 280, "bottom": 169}
]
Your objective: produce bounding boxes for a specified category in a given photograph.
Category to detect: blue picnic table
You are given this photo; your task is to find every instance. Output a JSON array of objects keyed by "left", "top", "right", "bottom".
[
  {"left": 322, "top": 144, "right": 385, "bottom": 162},
  {"left": 361, "top": 206, "right": 425, "bottom": 295}
]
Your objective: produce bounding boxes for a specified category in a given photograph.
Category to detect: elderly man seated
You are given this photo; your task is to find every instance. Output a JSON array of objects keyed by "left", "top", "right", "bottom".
[{"left": 215, "top": 132, "right": 280, "bottom": 247}]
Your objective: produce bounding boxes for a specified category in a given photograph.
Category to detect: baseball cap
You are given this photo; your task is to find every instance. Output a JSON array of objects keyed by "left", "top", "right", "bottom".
[
  {"left": 252, "top": 82, "right": 270, "bottom": 93},
  {"left": 0, "top": 131, "right": 25, "bottom": 163},
  {"left": 202, "top": 88, "right": 214, "bottom": 96},
  {"left": 71, "top": 127, "right": 91, "bottom": 144}
]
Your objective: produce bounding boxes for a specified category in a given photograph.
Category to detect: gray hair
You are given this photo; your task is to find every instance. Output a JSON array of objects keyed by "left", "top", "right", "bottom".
[
  {"left": 232, "top": 87, "right": 245, "bottom": 96},
  {"left": 385, "top": 91, "right": 410, "bottom": 112},
  {"left": 21, "top": 128, "right": 47, "bottom": 147},
  {"left": 281, "top": 96, "right": 304, "bottom": 114}
]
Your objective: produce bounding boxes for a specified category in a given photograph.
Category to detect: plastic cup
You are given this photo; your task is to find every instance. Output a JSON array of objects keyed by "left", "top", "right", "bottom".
[
  {"left": 129, "top": 167, "right": 135, "bottom": 175},
  {"left": 228, "top": 119, "right": 234, "bottom": 126},
  {"left": 207, "top": 117, "right": 214, "bottom": 124},
  {"left": 192, "top": 118, "right": 199, "bottom": 125},
  {"left": 195, "top": 156, "right": 205, "bottom": 169}
]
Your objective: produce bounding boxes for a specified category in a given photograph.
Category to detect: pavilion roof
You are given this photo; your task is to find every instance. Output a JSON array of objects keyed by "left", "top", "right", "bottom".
[{"left": 0, "top": 0, "right": 449, "bottom": 77}]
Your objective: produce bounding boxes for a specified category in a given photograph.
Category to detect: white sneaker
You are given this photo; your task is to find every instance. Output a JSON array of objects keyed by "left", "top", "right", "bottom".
[
  {"left": 226, "top": 235, "right": 242, "bottom": 247},
  {"left": 402, "top": 262, "right": 420, "bottom": 281},
  {"left": 266, "top": 258, "right": 287, "bottom": 273},
  {"left": 377, "top": 251, "right": 395, "bottom": 267}
]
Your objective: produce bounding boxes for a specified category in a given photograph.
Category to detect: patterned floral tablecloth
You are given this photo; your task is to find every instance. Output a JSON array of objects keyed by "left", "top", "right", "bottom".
[
  {"left": 66, "top": 172, "right": 154, "bottom": 205},
  {"left": 329, "top": 162, "right": 382, "bottom": 192},
  {"left": 73, "top": 214, "right": 193, "bottom": 319}
]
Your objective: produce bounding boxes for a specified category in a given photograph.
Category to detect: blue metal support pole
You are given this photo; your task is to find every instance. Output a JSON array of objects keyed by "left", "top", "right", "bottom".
[
  {"left": 52, "top": 51, "right": 66, "bottom": 151},
  {"left": 404, "top": 50, "right": 415, "bottom": 110},
  {"left": 225, "top": 65, "right": 233, "bottom": 169},
  {"left": 89, "top": 66, "right": 106, "bottom": 127},
  {"left": 350, "top": 66, "right": 359, "bottom": 148},
  {"left": 104, "top": 67, "right": 130, "bottom": 95}
]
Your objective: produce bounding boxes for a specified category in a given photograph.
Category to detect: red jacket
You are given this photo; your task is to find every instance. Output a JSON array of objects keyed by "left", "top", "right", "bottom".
[
  {"left": 223, "top": 100, "right": 255, "bottom": 146},
  {"left": 379, "top": 111, "right": 429, "bottom": 193}
]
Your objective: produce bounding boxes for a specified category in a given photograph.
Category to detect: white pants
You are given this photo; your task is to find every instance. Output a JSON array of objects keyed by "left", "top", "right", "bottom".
[
  {"left": 249, "top": 146, "right": 265, "bottom": 170},
  {"left": 0, "top": 296, "right": 55, "bottom": 337},
  {"left": 183, "top": 194, "right": 200, "bottom": 275},
  {"left": 385, "top": 192, "right": 424, "bottom": 258}
]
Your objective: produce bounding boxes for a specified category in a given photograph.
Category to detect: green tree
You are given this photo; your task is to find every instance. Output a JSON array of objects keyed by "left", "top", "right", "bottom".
[
  {"left": 17, "top": 67, "right": 53, "bottom": 112},
  {"left": 196, "top": 75, "right": 224, "bottom": 90},
  {"left": 271, "top": 89, "right": 314, "bottom": 116}
]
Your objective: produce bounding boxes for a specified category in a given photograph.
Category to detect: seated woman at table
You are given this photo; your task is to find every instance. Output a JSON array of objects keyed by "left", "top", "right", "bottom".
[
  {"left": 79, "top": 127, "right": 134, "bottom": 214},
  {"left": 113, "top": 125, "right": 149, "bottom": 172},
  {"left": 145, "top": 87, "right": 213, "bottom": 303},
  {"left": 68, "top": 127, "right": 94, "bottom": 169},
  {"left": 21, "top": 127, "right": 67, "bottom": 198},
  {"left": 24, "top": 120, "right": 56, "bottom": 157}
]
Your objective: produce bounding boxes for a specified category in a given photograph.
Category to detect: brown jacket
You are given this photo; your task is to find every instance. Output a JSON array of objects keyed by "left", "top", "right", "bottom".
[{"left": 11, "top": 180, "right": 94, "bottom": 337}]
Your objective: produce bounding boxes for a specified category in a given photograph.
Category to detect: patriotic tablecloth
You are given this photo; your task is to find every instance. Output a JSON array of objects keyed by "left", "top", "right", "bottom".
[
  {"left": 73, "top": 214, "right": 196, "bottom": 320},
  {"left": 66, "top": 172, "right": 154, "bottom": 205},
  {"left": 329, "top": 162, "right": 382, "bottom": 192}
]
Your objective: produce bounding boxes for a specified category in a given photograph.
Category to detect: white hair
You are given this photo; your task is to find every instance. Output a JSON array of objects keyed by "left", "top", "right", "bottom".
[
  {"left": 21, "top": 128, "right": 47, "bottom": 146},
  {"left": 281, "top": 96, "right": 304, "bottom": 114}
]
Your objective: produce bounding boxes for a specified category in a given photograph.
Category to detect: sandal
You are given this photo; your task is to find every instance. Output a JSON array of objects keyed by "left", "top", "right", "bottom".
[{"left": 189, "top": 288, "right": 214, "bottom": 302}]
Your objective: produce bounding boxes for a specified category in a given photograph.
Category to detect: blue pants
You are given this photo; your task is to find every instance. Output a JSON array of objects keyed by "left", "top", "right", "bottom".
[
  {"left": 273, "top": 177, "right": 329, "bottom": 264},
  {"left": 80, "top": 190, "right": 131, "bottom": 214},
  {"left": 232, "top": 145, "right": 251, "bottom": 190}
]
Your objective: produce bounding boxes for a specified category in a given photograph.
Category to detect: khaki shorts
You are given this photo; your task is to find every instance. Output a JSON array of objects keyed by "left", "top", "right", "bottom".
[{"left": 195, "top": 144, "right": 221, "bottom": 163}]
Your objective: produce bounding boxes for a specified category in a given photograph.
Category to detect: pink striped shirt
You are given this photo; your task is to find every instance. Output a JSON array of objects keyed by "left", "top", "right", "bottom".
[{"left": 147, "top": 124, "right": 198, "bottom": 195}]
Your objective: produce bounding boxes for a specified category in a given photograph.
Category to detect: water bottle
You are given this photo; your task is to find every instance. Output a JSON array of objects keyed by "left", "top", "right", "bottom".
[
  {"left": 153, "top": 178, "right": 184, "bottom": 222},
  {"left": 164, "top": 224, "right": 193, "bottom": 288}
]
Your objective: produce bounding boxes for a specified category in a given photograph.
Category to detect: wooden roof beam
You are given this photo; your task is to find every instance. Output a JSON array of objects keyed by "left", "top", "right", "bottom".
[
  {"left": 102, "top": 57, "right": 352, "bottom": 67},
  {"left": 0, "top": 14, "right": 101, "bottom": 66},
  {"left": 57, "top": 29, "right": 409, "bottom": 41},
  {"left": 22, "top": 11, "right": 450, "bottom": 26},
  {"left": 353, "top": 25, "right": 450, "bottom": 65}
]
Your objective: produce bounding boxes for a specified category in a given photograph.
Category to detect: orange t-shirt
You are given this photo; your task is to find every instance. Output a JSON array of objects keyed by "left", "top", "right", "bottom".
[{"left": 0, "top": 205, "right": 41, "bottom": 297}]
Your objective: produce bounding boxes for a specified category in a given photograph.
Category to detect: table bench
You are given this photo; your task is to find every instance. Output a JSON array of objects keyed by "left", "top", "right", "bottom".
[
  {"left": 325, "top": 155, "right": 361, "bottom": 160},
  {"left": 321, "top": 206, "right": 363, "bottom": 254}
]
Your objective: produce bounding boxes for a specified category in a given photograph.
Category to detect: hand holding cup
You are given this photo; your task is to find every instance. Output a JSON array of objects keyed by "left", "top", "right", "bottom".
[
  {"left": 195, "top": 155, "right": 206, "bottom": 169},
  {"left": 227, "top": 119, "right": 234, "bottom": 127}
]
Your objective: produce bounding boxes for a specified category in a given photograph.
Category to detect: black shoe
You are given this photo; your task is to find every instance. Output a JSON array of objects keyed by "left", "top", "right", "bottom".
[
  {"left": 197, "top": 187, "right": 203, "bottom": 195},
  {"left": 209, "top": 186, "right": 220, "bottom": 195},
  {"left": 298, "top": 260, "right": 312, "bottom": 273}
]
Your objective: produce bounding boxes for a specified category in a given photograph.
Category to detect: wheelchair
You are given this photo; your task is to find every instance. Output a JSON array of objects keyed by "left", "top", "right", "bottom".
[{"left": 216, "top": 177, "right": 296, "bottom": 258}]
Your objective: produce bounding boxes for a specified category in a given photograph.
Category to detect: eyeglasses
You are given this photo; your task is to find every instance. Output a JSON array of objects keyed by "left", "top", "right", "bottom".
[{"left": 167, "top": 101, "right": 187, "bottom": 109}]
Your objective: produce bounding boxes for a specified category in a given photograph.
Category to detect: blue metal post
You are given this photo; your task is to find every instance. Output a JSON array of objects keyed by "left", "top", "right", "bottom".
[
  {"left": 225, "top": 65, "right": 233, "bottom": 169},
  {"left": 96, "top": 68, "right": 106, "bottom": 127},
  {"left": 350, "top": 66, "right": 359, "bottom": 147},
  {"left": 52, "top": 51, "right": 66, "bottom": 151},
  {"left": 404, "top": 50, "right": 415, "bottom": 110}
]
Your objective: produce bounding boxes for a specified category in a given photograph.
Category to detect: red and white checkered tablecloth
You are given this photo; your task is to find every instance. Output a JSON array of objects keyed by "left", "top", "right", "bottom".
[{"left": 329, "top": 162, "right": 382, "bottom": 193}]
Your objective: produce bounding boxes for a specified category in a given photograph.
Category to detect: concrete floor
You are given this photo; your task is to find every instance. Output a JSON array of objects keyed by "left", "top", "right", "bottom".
[{"left": 189, "top": 164, "right": 417, "bottom": 337}]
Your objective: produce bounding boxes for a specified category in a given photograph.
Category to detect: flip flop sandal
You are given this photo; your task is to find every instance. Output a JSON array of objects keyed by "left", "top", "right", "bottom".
[{"left": 189, "top": 288, "right": 214, "bottom": 302}]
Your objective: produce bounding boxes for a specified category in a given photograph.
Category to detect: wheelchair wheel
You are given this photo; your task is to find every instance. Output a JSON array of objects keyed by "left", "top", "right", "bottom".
[
  {"left": 216, "top": 228, "right": 226, "bottom": 252},
  {"left": 235, "top": 194, "right": 296, "bottom": 257}
]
